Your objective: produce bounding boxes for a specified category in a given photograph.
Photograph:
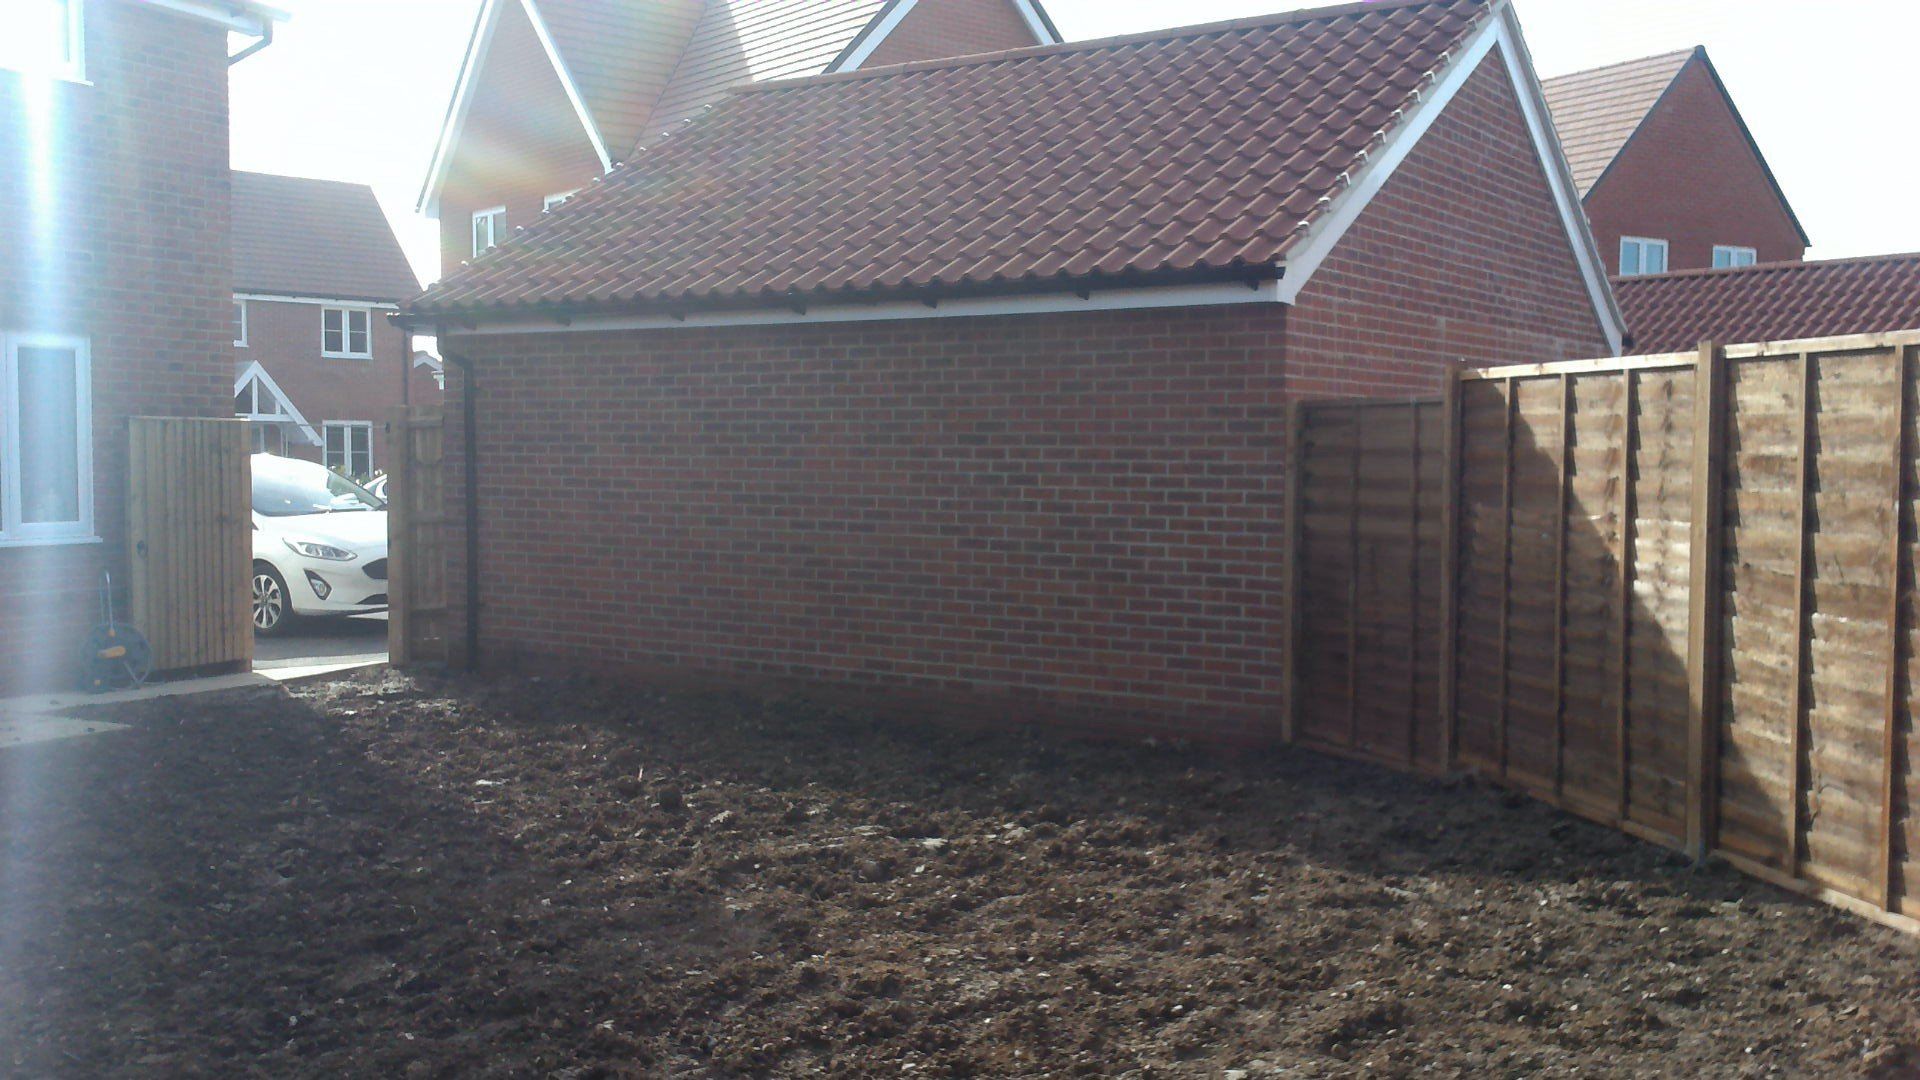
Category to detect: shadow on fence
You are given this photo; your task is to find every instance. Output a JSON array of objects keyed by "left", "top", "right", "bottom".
[{"left": 1284, "top": 330, "right": 1920, "bottom": 935}]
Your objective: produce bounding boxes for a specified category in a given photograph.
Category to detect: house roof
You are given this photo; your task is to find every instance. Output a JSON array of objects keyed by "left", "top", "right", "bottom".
[
  {"left": 1614, "top": 253, "right": 1920, "bottom": 355},
  {"left": 412, "top": 0, "right": 1528, "bottom": 320},
  {"left": 233, "top": 172, "right": 422, "bottom": 303},
  {"left": 1539, "top": 48, "right": 1692, "bottom": 195},
  {"left": 1541, "top": 46, "right": 1808, "bottom": 246},
  {"left": 419, "top": 0, "right": 1062, "bottom": 215}
]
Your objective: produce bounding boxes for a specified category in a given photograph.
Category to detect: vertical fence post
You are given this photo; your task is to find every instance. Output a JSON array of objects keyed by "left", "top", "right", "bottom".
[
  {"left": 1439, "top": 370, "right": 1463, "bottom": 770},
  {"left": 1406, "top": 403, "right": 1423, "bottom": 767},
  {"left": 1552, "top": 374, "right": 1572, "bottom": 797},
  {"left": 1616, "top": 371, "right": 1639, "bottom": 823},
  {"left": 1283, "top": 398, "right": 1306, "bottom": 744},
  {"left": 1497, "top": 379, "right": 1516, "bottom": 781},
  {"left": 1882, "top": 343, "right": 1912, "bottom": 911},
  {"left": 1785, "top": 351, "right": 1814, "bottom": 877},
  {"left": 1686, "top": 342, "right": 1728, "bottom": 861},
  {"left": 1347, "top": 406, "right": 1363, "bottom": 752}
]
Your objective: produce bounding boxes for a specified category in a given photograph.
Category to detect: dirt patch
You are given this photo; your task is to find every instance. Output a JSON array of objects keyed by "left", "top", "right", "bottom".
[{"left": 2, "top": 672, "right": 1917, "bottom": 1077}]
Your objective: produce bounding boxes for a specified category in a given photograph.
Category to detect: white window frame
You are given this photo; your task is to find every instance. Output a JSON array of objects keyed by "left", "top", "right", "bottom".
[
  {"left": 1, "top": 331, "right": 94, "bottom": 546},
  {"left": 0, "top": 0, "right": 87, "bottom": 84},
  {"left": 1713, "top": 245, "right": 1758, "bottom": 270},
  {"left": 233, "top": 298, "right": 248, "bottom": 348},
  {"left": 472, "top": 205, "right": 507, "bottom": 257},
  {"left": 543, "top": 190, "right": 578, "bottom": 212},
  {"left": 321, "top": 306, "right": 373, "bottom": 360},
  {"left": 1619, "top": 236, "right": 1670, "bottom": 277},
  {"left": 323, "top": 421, "right": 374, "bottom": 480}
]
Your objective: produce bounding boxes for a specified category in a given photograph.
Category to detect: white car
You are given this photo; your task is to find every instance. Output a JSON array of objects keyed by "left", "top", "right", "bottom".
[{"left": 251, "top": 454, "right": 389, "bottom": 636}]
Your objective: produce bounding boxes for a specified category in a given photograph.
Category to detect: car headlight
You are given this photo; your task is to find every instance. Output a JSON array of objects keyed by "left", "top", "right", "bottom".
[{"left": 284, "top": 537, "right": 358, "bottom": 562}]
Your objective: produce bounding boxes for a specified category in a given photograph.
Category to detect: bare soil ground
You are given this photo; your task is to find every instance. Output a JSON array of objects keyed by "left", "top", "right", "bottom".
[{"left": 2, "top": 670, "right": 1918, "bottom": 1078}]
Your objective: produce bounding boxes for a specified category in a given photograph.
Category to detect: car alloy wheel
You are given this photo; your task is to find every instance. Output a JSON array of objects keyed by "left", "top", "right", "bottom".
[{"left": 253, "top": 569, "right": 287, "bottom": 633}]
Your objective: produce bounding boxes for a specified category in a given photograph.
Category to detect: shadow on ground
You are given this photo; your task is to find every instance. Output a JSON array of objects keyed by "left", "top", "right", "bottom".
[{"left": 2, "top": 671, "right": 1917, "bottom": 1077}]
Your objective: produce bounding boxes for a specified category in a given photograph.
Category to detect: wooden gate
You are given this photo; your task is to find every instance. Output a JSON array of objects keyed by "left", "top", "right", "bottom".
[
  {"left": 386, "top": 406, "right": 450, "bottom": 665},
  {"left": 127, "top": 417, "right": 252, "bottom": 674}
]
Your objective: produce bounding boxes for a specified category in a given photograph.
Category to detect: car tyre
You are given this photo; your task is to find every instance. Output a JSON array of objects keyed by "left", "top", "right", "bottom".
[{"left": 252, "top": 562, "right": 298, "bottom": 637}]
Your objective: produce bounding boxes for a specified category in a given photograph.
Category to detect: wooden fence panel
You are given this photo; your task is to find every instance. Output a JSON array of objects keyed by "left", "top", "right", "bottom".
[
  {"left": 1288, "top": 332, "right": 1920, "bottom": 934},
  {"left": 127, "top": 417, "right": 251, "bottom": 674},
  {"left": 387, "top": 406, "right": 450, "bottom": 666},
  {"left": 1289, "top": 399, "right": 1448, "bottom": 772}
]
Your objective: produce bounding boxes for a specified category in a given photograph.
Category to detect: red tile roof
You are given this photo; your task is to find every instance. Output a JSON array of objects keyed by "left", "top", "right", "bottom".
[
  {"left": 233, "top": 172, "right": 421, "bottom": 302},
  {"left": 1539, "top": 48, "right": 1692, "bottom": 195},
  {"left": 411, "top": 0, "right": 1495, "bottom": 319},
  {"left": 1614, "top": 253, "right": 1920, "bottom": 355}
]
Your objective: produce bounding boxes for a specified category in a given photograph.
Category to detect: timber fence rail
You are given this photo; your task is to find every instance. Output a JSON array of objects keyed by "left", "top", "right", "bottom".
[{"left": 1285, "top": 329, "right": 1920, "bottom": 935}]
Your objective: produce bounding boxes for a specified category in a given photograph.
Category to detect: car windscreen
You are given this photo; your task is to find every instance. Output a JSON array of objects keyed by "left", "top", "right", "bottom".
[{"left": 253, "top": 465, "right": 384, "bottom": 517}]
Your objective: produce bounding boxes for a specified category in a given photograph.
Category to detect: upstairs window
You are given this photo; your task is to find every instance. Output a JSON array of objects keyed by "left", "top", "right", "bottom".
[
  {"left": 543, "top": 190, "right": 578, "bottom": 212},
  {"left": 322, "top": 307, "right": 372, "bottom": 359},
  {"left": 233, "top": 299, "right": 248, "bottom": 347},
  {"left": 0, "top": 0, "right": 84, "bottom": 82},
  {"left": 472, "top": 206, "right": 507, "bottom": 257},
  {"left": 1619, "top": 237, "right": 1669, "bottom": 277},
  {"left": 1713, "top": 245, "right": 1758, "bottom": 270},
  {"left": 2, "top": 332, "right": 93, "bottom": 544}
]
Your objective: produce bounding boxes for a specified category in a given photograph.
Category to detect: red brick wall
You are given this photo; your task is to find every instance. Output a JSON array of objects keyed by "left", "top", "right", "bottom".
[
  {"left": 432, "top": 43, "right": 1616, "bottom": 742},
  {"left": 0, "top": 1, "right": 233, "bottom": 693},
  {"left": 1583, "top": 56, "right": 1805, "bottom": 274},
  {"left": 862, "top": 0, "right": 1043, "bottom": 69},
  {"left": 237, "top": 299, "right": 437, "bottom": 470},
  {"left": 444, "top": 307, "right": 1292, "bottom": 740},
  {"left": 1288, "top": 49, "right": 1615, "bottom": 395},
  {"left": 437, "top": 0, "right": 605, "bottom": 283}
]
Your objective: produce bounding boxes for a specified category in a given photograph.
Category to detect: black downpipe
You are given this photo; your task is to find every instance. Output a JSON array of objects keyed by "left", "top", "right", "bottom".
[{"left": 439, "top": 330, "right": 482, "bottom": 669}]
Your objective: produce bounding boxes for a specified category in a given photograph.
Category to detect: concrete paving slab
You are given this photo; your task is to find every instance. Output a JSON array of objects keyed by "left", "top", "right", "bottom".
[{"left": 0, "top": 713, "right": 131, "bottom": 750}]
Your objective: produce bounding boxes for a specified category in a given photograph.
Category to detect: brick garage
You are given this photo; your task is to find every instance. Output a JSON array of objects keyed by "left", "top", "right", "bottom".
[
  {"left": 414, "top": 0, "right": 1620, "bottom": 741},
  {"left": 0, "top": 1, "right": 263, "bottom": 694}
]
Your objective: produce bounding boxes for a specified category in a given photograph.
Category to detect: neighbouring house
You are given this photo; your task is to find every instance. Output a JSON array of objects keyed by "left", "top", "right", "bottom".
[
  {"left": 419, "top": 0, "right": 1062, "bottom": 281},
  {"left": 0, "top": 0, "right": 280, "bottom": 693},
  {"left": 231, "top": 171, "right": 432, "bottom": 480},
  {"left": 1542, "top": 46, "right": 1808, "bottom": 277},
  {"left": 402, "top": 0, "right": 1623, "bottom": 742},
  {"left": 1615, "top": 252, "right": 1920, "bottom": 355}
]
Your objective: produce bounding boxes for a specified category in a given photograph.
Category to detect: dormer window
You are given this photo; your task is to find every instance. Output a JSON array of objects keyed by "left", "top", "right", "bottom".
[
  {"left": 0, "top": 0, "right": 84, "bottom": 82},
  {"left": 472, "top": 206, "right": 507, "bottom": 257}
]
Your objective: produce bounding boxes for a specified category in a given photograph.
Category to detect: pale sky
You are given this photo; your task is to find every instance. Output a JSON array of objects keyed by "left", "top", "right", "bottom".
[{"left": 229, "top": 0, "right": 1920, "bottom": 289}]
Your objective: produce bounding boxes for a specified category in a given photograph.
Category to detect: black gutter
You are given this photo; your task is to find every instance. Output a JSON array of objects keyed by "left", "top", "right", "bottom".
[{"left": 438, "top": 328, "right": 483, "bottom": 670}]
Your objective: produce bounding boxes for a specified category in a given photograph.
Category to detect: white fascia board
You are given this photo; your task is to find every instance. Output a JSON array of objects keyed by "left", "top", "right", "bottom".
[
  {"left": 1272, "top": 1, "right": 1626, "bottom": 356},
  {"left": 1010, "top": 0, "right": 1060, "bottom": 45},
  {"left": 235, "top": 293, "right": 401, "bottom": 310},
  {"left": 832, "top": 0, "right": 920, "bottom": 72},
  {"left": 519, "top": 0, "right": 615, "bottom": 173},
  {"left": 234, "top": 360, "right": 322, "bottom": 446},
  {"left": 1491, "top": 2, "right": 1627, "bottom": 355},
  {"left": 443, "top": 278, "right": 1285, "bottom": 338},
  {"left": 418, "top": 0, "right": 503, "bottom": 218},
  {"left": 141, "top": 0, "right": 284, "bottom": 35}
]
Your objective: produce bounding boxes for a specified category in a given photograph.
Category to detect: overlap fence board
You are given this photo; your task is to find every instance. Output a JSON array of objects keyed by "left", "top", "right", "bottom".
[
  {"left": 1288, "top": 399, "right": 1448, "bottom": 773},
  {"left": 126, "top": 417, "right": 251, "bottom": 675},
  {"left": 387, "top": 406, "right": 450, "bottom": 666},
  {"left": 1285, "top": 330, "right": 1920, "bottom": 935}
]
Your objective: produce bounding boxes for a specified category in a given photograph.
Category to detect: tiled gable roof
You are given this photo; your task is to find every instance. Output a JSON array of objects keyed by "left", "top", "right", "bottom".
[
  {"left": 1615, "top": 253, "right": 1920, "bottom": 355},
  {"left": 412, "top": 0, "right": 1496, "bottom": 319},
  {"left": 1540, "top": 48, "right": 1692, "bottom": 194},
  {"left": 233, "top": 172, "right": 421, "bottom": 302}
]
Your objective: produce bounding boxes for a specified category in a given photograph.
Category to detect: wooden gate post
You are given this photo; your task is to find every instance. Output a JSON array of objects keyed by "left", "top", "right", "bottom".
[
  {"left": 1438, "top": 369, "right": 1462, "bottom": 769},
  {"left": 1685, "top": 342, "right": 1728, "bottom": 861},
  {"left": 1283, "top": 398, "right": 1307, "bottom": 743}
]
